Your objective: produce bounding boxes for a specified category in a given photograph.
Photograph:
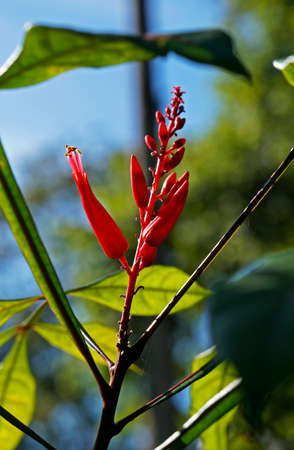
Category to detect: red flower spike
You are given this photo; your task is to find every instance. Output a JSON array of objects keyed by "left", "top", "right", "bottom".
[
  {"left": 143, "top": 179, "right": 189, "bottom": 246},
  {"left": 160, "top": 172, "right": 177, "bottom": 197},
  {"left": 138, "top": 242, "right": 157, "bottom": 270},
  {"left": 156, "top": 111, "right": 165, "bottom": 123},
  {"left": 158, "top": 122, "right": 169, "bottom": 147},
  {"left": 66, "top": 147, "right": 129, "bottom": 260},
  {"left": 130, "top": 154, "right": 149, "bottom": 209},
  {"left": 164, "top": 146, "right": 185, "bottom": 172},
  {"left": 145, "top": 135, "right": 158, "bottom": 152}
]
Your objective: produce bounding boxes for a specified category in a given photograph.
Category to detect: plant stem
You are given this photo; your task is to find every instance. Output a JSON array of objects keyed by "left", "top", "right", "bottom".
[{"left": 115, "top": 356, "right": 221, "bottom": 432}]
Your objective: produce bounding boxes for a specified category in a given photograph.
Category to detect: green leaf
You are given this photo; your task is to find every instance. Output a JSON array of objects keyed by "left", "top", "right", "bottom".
[
  {"left": 69, "top": 266, "right": 210, "bottom": 316},
  {"left": 0, "top": 333, "right": 36, "bottom": 450},
  {"left": 0, "top": 328, "right": 17, "bottom": 347},
  {"left": 0, "top": 139, "right": 100, "bottom": 379},
  {"left": 0, "top": 25, "right": 250, "bottom": 89},
  {"left": 149, "top": 30, "right": 251, "bottom": 79},
  {"left": 273, "top": 56, "right": 294, "bottom": 86},
  {"left": 0, "top": 24, "right": 158, "bottom": 89},
  {"left": 0, "top": 405, "right": 55, "bottom": 450},
  {"left": 155, "top": 379, "right": 244, "bottom": 450},
  {"left": 209, "top": 249, "right": 294, "bottom": 412},
  {"left": 191, "top": 348, "right": 239, "bottom": 449},
  {"left": 33, "top": 322, "right": 117, "bottom": 366},
  {"left": 0, "top": 299, "right": 37, "bottom": 328}
]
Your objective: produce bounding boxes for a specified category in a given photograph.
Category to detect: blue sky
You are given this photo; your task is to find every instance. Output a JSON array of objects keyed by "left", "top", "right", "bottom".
[{"left": 0, "top": 0, "right": 226, "bottom": 167}]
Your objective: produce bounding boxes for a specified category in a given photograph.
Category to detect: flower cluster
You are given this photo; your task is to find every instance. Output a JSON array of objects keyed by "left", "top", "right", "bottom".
[{"left": 66, "top": 86, "right": 189, "bottom": 274}]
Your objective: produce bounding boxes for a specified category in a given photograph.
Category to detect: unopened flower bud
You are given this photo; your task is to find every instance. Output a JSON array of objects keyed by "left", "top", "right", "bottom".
[
  {"left": 164, "top": 146, "right": 185, "bottom": 172},
  {"left": 156, "top": 111, "right": 165, "bottom": 123},
  {"left": 145, "top": 135, "right": 158, "bottom": 152},
  {"left": 160, "top": 172, "right": 177, "bottom": 197},
  {"left": 174, "top": 117, "right": 186, "bottom": 131},
  {"left": 158, "top": 122, "right": 169, "bottom": 146},
  {"left": 130, "top": 154, "right": 149, "bottom": 209},
  {"left": 138, "top": 242, "right": 157, "bottom": 270},
  {"left": 143, "top": 179, "right": 189, "bottom": 246},
  {"left": 171, "top": 138, "right": 186, "bottom": 150}
]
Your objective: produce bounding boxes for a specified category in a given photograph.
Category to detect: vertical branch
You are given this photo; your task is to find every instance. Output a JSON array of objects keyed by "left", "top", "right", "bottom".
[
  {"left": 133, "top": 1, "right": 178, "bottom": 443},
  {"left": 134, "top": 0, "right": 157, "bottom": 183}
]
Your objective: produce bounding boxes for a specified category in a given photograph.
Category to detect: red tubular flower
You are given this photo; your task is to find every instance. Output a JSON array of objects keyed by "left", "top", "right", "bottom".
[
  {"left": 163, "top": 146, "right": 185, "bottom": 172},
  {"left": 138, "top": 242, "right": 157, "bottom": 270},
  {"left": 158, "top": 122, "right": 169, "bottom": 146},
  {"left": 164, "top": 171, "right": 189, "bottom": 204},
  {"left": 130, "top": 154, "right": 149, "bottom": 209},
  {"left": 142, "top": 177, "right": 189, "bottom": 246},
  {"left": 160, "top": 172, "right": 177, "bottom": 197},
  {"left": 156, "top": 111, "right": 165, "bottom": 123},
  {"left": 66, "top": 146, "right": 129, "bottom": 260},
  {"left": 145, "top": 135, "right": 158, "bottom": 153}
]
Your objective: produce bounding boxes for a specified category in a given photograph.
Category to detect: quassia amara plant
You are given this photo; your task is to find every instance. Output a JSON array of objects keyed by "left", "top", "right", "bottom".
[
  {"left": 0, "top": 85, "right": 294, "bottom": 450},
  {"left": 65, "top": 87, "right": 190, "bottom": 447}
]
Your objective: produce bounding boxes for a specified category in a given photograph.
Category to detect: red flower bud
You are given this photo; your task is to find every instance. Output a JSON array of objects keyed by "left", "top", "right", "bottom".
[
  {"left": 66, "top": 147, "right": 128, "bottom": 260},
  {"left": 160, "top": 172, "right": 177, "bottom": 197},
  {"left": 174, "top": 117, "right": 186, "bottom": 131},
  {"left": 164, "top": 146, "right": 185, "bottom": 172},
  {"left": 142, "top": 178, "right": 189, "bottom": 246},
  {"left": 130, "top": 154, "right": 149, "bottom": 209},
  {"left": 156, "top": 111, "right": 165, "bottom": 123},
  {"left": 171, "top": 138, "right": 186, "bottom": 150},
  {"left": 164, "top": 171, "right": 189, "bottom": 204},
  {"left": 158, "top": 122, "right": 169, "bottom": 146},
  {"left": 138, "top": 242, "right": 157, "bottom": 270},
  {"left": 145, "top": 135, "right": 158, "bottom": 152}
]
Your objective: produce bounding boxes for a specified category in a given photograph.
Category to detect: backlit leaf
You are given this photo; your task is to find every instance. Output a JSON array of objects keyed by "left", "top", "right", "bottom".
[
  {"left": 150, "top": 30, "right": 250, "bottom": 79},
  {"left": 0, "top": 334, "right": 36, "bottom": 450},
  {"left": 0, "top": 299, "right": 37, "bottom": 328},
  {"left": 0, "top": 25, "right": 250, "bottom": 89},
  {"left": 191, "top": 348, "right": 239, "bottom": 450},
  {"left": 273, "top": 56, "right": 294, "bottom": 86},
  {"left": 0, "top": 24, "right": 157, "bottom": 88},
  {"left": 155, "top": 379, "right": 244, "bottom": 449},
  {"left": 0, "top": 328, "right": 17, "bottom": 348},
  {"left": 33, "top": 322, "right": 117, "bottom": 366},
  {"left": 69, "top": 265, "right": 210, "bottom": 316}
]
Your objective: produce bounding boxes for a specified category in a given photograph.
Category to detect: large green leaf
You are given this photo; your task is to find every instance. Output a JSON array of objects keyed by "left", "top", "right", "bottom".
[
  {"left": 0, "top": 328, "right": 17, "bottom": 347},
  {"left": 0, "top": 333, "right": 36, "bottom": 450},
  {"left": 0, "top": 25, "right": 250, "bottom": 89},
  {"left": 0, "top": 25, "right": 157, "bottom": 89},
  {"left": 0, "top": 140, "right": 101, "bottom": 380},
  {"left": 209, "top": 249, "right": 294, "bottom": 412},
  {"left": 69, "top": 266, "right": 210, "bottom": 316},
  {"left": 191, "top": 348, "right": 239, "bottom": 450},
  {"left": 273, "top": 56, "right": 294, "bottom": 86},
  {"left": 0, "top": 299, "right": 37, "bottom": 328},
  {"left": 0, "top": 405, "right": 55, "bottom": 450},
  {"left": 149, "top": 30, "right": 250, "bottom": 79},
  {"left": 33, "top": 322, "right": 117, "bottom": 366},
  {"left": 155, "top": 379, "right": 244, "bottom": 450},
  {"left": 32, "top": 322, "right": 142, "bottom": 373}
]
